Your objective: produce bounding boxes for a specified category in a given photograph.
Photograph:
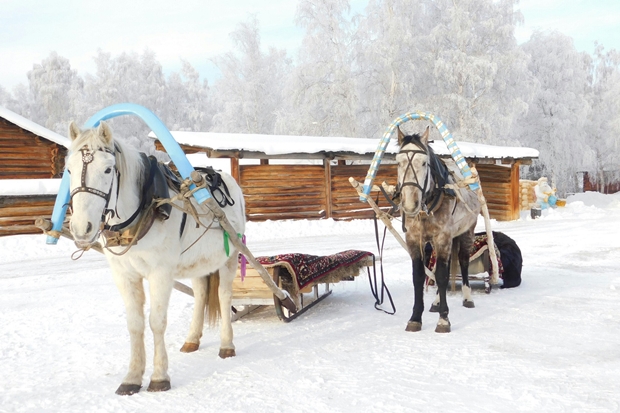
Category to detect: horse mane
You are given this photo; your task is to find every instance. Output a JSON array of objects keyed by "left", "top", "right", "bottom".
[{"left": 70, "top": 127, "right": 146, "bottom": 190}]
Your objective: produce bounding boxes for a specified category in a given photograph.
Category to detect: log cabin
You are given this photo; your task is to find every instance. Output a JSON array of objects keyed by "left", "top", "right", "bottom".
[
  {"left": 151, "top": 131, "right": 538, "bottom": 222},
  {"left": 0, "top": 106, "right": 69, "bottom": 236}
]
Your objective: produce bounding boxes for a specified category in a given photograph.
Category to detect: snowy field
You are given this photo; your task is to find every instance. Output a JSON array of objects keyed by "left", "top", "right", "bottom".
[{"left": 1, "top": 192, "right": 620, "bottom": 413}]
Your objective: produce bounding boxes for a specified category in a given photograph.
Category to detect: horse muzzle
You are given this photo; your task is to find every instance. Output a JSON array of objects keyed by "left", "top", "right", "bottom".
[{"left": 70, "top": 222, "right": 100, "bottom": 249}]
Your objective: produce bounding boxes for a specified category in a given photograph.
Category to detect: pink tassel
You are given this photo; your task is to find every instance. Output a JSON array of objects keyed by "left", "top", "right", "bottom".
[{"left": 240, "top": 235, "right": 247, "bottom": 281}]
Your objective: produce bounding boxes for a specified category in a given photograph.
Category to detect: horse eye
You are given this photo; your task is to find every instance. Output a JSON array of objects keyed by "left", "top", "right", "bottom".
[
  {"left": 67, "top": 169, "right": 72, "bottom": 174},
  {"left": 105, "top": 167, "right": 112, "bottom": 174}
]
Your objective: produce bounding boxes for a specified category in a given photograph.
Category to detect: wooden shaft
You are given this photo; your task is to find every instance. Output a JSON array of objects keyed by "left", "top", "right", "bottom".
[
  {"left": 348, "top": 178, "right": 436, "bottom": 281},
  {"left": 34, "top": 217, "right": 194, "bottom": 297},
  {"left": 201, "top": 198, "right": 297, "bottom": 313}
]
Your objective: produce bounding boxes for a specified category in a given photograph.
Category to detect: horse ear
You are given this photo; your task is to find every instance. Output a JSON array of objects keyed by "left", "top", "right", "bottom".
[
  {"left": 69, "top": 121, "right": 81, "bottom": 141},
  {"left": 397, "top": 126, "right": 405, "bottom": 146},
  {"left": 98, "top": 121, "right": 113, "bottom": 144},
  {"left": 421, "top": 125, "right": 430, "bottom": 145}
]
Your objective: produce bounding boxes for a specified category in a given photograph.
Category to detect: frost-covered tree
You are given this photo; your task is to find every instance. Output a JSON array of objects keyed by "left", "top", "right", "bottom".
[
  {"left": 82, "top": 49, "right": 166, "bottom": 143},
  {"left": 211, "top": 15, "right": 291, "bottom": 134},
  {"left": 517, "top": 31, "right": 593, "bottom": 195},
  {"left": 420, "top": 0, "right": 533, "bottom": 144},
  {"left": 353, "top": 0, "right": 432, "bottom": 139},
  {"left": 277, "top": 0, "right": 357, "bottom": 137},
  {"left": 0, "top": 86, "right": 11, "bottom": 107},
  {"left": 163, "top": 60, "right": 213, "bottom": 132},
  {"left": 588, "top": 44, "right": 620, "bottom": 190},
  {"left": 26, "top": 52, "right": 84, "bottom": 134}
]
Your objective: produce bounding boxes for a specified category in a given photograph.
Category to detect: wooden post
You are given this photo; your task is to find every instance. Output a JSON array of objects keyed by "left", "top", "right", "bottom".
[
  {"left": 260, "top": 159, "right": 269, "bottom": 165},
  {"left": 324, "top": 159, "right": 333, "bottom": 219},
  {"left": 510, "top": 161, "right": 521, "bottom": 220},
  {"left": 230, "top": 157, "right": 240, "bottom": 183}
]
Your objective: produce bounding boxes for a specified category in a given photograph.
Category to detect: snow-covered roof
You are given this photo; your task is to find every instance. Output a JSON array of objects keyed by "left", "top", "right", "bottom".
[
  {"left": 148, "top": 131, "right": 539, "bottom": 161},
  {"left": 0, "top": 105, "right": 70, "bottom": 148}
]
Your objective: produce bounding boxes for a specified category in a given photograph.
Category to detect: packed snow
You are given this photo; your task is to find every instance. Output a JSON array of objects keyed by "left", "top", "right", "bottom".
[{"left": 1, "top": 192, "right": 619, "bottom": 412}]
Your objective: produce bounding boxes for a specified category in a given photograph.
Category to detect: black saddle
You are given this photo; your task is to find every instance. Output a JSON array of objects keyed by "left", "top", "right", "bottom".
[{"left": 158, "top": 162, "right": 235, "bottom": 208}]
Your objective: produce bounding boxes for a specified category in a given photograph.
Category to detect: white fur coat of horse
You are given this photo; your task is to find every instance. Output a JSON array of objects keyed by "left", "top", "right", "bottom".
[{"left": 66, "top": 121, "right": 245, "bottom": 395}]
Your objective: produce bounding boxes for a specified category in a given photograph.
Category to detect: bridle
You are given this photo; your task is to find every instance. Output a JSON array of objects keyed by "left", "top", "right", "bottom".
[
  {"left": 397, "top": 142, "right": 431, "bottom": 213},
  {"left": 69, "top": 146, "right": 121, "bottom": 230}
]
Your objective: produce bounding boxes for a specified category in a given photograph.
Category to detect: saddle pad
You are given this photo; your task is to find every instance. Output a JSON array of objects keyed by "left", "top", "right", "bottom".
[{"left": 256, "top": 250, "right": 374, "bottom": 290}]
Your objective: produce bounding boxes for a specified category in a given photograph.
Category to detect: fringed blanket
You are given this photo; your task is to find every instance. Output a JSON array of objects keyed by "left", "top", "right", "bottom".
[
  {"left": 427, "top": 233, "right": 504, "bottom": 277},
  {"left": 256, "top": 250, "right": 374, "bottom": 293}
]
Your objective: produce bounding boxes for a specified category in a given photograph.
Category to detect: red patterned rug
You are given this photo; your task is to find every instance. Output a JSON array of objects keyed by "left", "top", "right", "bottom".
[{"left": 256, "top": 250, "right": 374, "bottom": 290}]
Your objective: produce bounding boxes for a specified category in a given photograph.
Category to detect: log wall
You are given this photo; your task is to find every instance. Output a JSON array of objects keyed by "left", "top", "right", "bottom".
[
  {"left": 240, "top": 164, "right": 327, "bottom": 220},
  {"left": 0, "top": 118, "right": 66, "bottom": 179},
  {"left": 476, "top": 163, "right": 520, "bottom": 221},
  {"left": 0, "top": 195, "right": 57, "bottom": 236},
  {"left": 330, "top": 164, "right": 398, "bottom": 220},
  {"left": 0, "top": 116, "right": 69, "bottom": 236},
  {"left": 232, "top": 161, "right": 521, "bottom": 222}
]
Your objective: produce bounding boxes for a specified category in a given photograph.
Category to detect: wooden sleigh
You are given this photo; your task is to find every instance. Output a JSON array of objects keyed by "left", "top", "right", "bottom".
[
  {"left": 232, "top": 250, "right": 375, "bottom": 322},
  {"left": 35, "top": 217, "right": 374, "bottom": 322}
]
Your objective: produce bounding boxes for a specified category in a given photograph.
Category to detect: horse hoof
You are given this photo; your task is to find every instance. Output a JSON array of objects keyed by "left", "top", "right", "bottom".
[
  {"left": 405, "top": 321, "right": 422, "bottom": 332},
  {"left": 115, "top": 383, "right": 141, "bottom": 396},
  {"left": 463, "top": 300, "right": 475, "bottom": 309},
  {"left": 435, "top": 319, "right": 451, "bottom": 333},
  {"left": 219, "top": 348, "right": 236, "bottom": 358},
  {"left": 180, "top": 342, "right": 200, "bottom": 353},
  {"left": 147, "top": 380, "right": 171, "bottom": 392},
  {"left": 429, "top": 304, "right": 439, "bottom": 313}
]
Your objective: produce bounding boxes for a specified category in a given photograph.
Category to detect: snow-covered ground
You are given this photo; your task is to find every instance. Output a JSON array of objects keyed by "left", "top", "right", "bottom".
[{"left": 1, "top": 192, "right": 620, "bottom": 413}]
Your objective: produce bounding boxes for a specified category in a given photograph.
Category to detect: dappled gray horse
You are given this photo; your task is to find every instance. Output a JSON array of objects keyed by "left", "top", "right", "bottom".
[{"left": 396, "top": 126, "right": 481, "bottom": 333}]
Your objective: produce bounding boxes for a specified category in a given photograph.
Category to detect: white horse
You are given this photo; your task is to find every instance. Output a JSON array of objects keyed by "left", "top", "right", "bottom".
[{"left": 66, "top": 121, "right": 245, "bottom": 395}]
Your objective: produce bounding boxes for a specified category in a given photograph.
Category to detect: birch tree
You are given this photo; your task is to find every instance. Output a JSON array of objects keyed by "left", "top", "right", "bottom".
[
  {"left": 353, "top": 0, "right": 431, "bottom": 139},
  {"left": 589, "top": 44, "right": 620, "bottom": 189},
  {"left": 82, "top": 49, "right": 167, "bottom": 152},
  {"left": 163, "top": 60, "right": 213, "bottom": 132},
  {"left": 277, "top": 0, "right": 357, "bottom": 137},
  {"left": 211, "top": 15, "right": 291, "bottom": 134},
  {"left": 420, "top": 0, "right": 533, "bottom": 144},
  {"left": 26, "top": 52, "right": 84, "bottom": 133},
  {"left": 517, "top": 31, "right": 593, "bottom": 195}
]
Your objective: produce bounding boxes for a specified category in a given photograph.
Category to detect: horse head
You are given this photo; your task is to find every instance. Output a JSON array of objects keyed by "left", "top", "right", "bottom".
[
  {"left": 396, "top": 125, "right": 432, "bottom": 217},
  {"left": 66, "top": 121, "right": 118, "bottom": 248}
]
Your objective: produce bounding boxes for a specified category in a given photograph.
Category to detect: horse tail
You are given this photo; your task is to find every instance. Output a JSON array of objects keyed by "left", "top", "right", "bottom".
[{"left": 205, "top": 271, "right": 221, "bottom": 327}]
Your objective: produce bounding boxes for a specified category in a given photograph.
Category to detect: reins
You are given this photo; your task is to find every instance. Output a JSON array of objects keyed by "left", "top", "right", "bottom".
[{"left": 368, "top": 193, "right": 396, "bottom": 315}]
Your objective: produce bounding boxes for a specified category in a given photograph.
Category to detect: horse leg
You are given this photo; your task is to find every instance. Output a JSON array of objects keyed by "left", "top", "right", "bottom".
[
  {"left": 434, "top": 251, "right": 451, "bottom": 333},
  {"left": 406, "top": 253, "right": 426, "bottom": 332},
  {"left": 217, "top": 255, "right": 238, "bottom": 358},
  {"left": 112, "top": 272, "right": 146, "bottom": 396},
  {"left": 458, "top": 233, "right": 475, "bottom": 309},
  {"left": 146, "top": 273, "right": 174, "bottom": 392},
  {"left": 180, "top": 276, "right": 208, "bottom": 353},
  {"left": 429, "top": 291, "right": 440, "bottom": 312}
]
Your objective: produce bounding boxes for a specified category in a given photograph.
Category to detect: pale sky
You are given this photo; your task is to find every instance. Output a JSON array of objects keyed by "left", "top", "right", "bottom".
[{"left": 1, "top": 0, "right": 619, "bottom": 91}]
